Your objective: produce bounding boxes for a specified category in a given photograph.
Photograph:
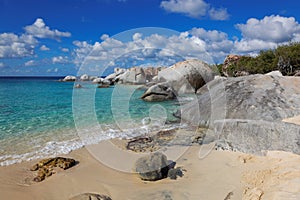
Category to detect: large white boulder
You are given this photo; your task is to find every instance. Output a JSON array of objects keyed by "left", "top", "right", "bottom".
[
  {"left": 157, "top": 59, "right": 214, "bottom": 94},
  {"left": 63, "top": 75, "right": 77, "bottom": 82}
]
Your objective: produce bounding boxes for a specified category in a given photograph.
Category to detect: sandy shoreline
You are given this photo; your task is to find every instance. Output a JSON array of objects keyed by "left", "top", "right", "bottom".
[{"left": 1, "top": 137, "right": 300, "bottom": 200}]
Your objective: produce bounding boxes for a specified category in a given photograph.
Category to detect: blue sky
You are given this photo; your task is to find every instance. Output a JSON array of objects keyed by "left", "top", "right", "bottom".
[{"left": 1, "top": 0, "right": 300, "bottom": 76}]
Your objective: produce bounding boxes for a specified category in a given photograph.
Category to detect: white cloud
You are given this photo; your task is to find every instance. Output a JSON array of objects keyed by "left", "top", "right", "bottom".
[
  {"left": 100, "top": 34, "right": 109, "bottom": 41},
  {"left": 60, "top": 47, "right": 69, "bottom": 52},
  {"left": 72, "top": 29, "right": 232, "bottom": 69},
  {"left": 71, "top": 15, "right": 300, "bottom": 71},
  {"left": 233, "top": 15, "right": 300, "bottom": 53},
  {"left": 0, "top": 62, "right": 4, "bottom": 68},
  {"left": 160, "top": 0, "right": 229, "bottom": 20},
  {"left": 236, "top": 15, "right": 300, "bottom": 43},
  {"left": 40, "top": 45, "right": 50, "bottom": 51},
  {"left": 24, "top": 60, "right": 36, "bottom": 66},
  {"left": 0, "top": 33, "right": 37, "bottom": 58},
  {"left": 24, "top": 18, "right": 71, "bottom": 40},
  {"left": 209, "top": 8, "right": 229, "bottom": 21},
  {"left": 52, "top": 56, "right": 69, "bottom": 64},
  {"left": 160, "top": 0, "right": 208, "bottom": 18}
]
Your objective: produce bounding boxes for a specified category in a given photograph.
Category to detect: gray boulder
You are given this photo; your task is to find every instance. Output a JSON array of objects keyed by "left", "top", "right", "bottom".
[
  {"left": 117, "top": 67, "right": 146, "bottom": 84},
  {"left": 69, "top": 193, "right": 112, "bottom": 200},
  {"left": 178, "top": 74, "right": 300, "bottom": 127},
  {"left": 141, "top": 82, "right": 176, "bottom": 102},
  {"left": 63, "top": 75, "right": 77, "bottom": 82},
  {"left": 214, "top": 119, "right": 300, "bottom": 155},
  {"left": 157, "top": 59, "right": 214, "bottom": 94},
  {"left": 135, "top": 152, "right": 169, "bottom": 181},
  {"left": 176, "top": 74, "right": 300, "bottom": 155}
]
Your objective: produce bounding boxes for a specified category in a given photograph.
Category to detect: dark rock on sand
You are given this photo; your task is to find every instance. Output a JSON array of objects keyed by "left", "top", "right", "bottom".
[
  {"left": 30, "top": 157, "right": 76, "bottom": 182},
  {"left": 167, "top": 167, "right": 183, "bottom": 180},
  {"left": 69, "top": 193, "right": 112, "bottom": 200},
  {"left": 135, "top": 152, "right": 169, "bottom": 181}
]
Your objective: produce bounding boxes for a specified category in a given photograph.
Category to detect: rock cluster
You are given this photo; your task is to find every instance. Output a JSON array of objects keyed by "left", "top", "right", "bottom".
[
  {"left": 141, "top": 59, "right": 214, "bottom": 101},
  {"left": 104, "top": 66, "right": 165, "bottom": 85},
  {"left": 30, "top": 157, "right": 76, "bottom": 182}
]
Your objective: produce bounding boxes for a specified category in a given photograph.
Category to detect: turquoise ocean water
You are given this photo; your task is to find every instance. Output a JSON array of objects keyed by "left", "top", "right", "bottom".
[{"left": 0, "top": 77, "right": 183, "bottom": 166}]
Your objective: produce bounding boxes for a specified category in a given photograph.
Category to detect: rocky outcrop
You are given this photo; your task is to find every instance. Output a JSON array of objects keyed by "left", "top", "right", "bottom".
[
  {"left": 157, "top": 59, "right": 214, "bottom": 94},
  {"left": 177, "top": 74, "right": 300, "bottom": 155},
  {"left": 117, "top": 67, "right": 146, "bottom": 84},
  {"left": 103, "top": 66, "right": 162, "bottom": 85},
  {"left": 63, "top": 75, "right": 77, "bottom": 82},
  {"left": 30, "top": 157, "right": 76, "bottom": 182},
  {"left": 69, "top": 193, "right": 112, "bottom": 200},
  {"left": 141, "top": 82, "right": 177, "bottom": 101},
  {"left": 222, "top": 54, "right": 242, "bottom": 77},
  {"left": 178, "top": 74, "right": 300, "bottom": 127},
  {"left": 214, "top": 119, "right": 300, "bottom": 155},
  {"left": 135, "top": 152, "right": 169, "bottom": 181}
]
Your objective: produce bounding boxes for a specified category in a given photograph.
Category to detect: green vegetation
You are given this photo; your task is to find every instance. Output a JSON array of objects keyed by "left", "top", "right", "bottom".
[{"left": 219, "top": 42, "right": 300, "bottom": 76}]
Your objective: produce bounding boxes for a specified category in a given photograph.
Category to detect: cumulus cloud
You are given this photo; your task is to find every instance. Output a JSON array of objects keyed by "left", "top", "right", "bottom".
[
  {"left": 40, "top": 45, "right": 50, "bottom": 51},
  {"left": 72, "top": 28, "right": 235, "bottom": 71},
  {"left": 73, "top": 15, "right": 300, "bottom": 70},
  {"left": 234, "top": 15, "right": 300, "bottom": 53},
  {"left": 24, "top": 18, "right": 71, "bottom": 40},
  {"left": 0, "top": 33, "right": 37, "bottom": 58},
  {"left": 236, "top": 15, "right": 300, "bottom": 43},
  {"left": 160, "top": 0, "right": 229, "bottom": 20},
  {"left": 161, "top": 0, "right": 208, "bottom": 18},
  {"left": 52, "top": 56, "right": 70, "bottom": 64}
]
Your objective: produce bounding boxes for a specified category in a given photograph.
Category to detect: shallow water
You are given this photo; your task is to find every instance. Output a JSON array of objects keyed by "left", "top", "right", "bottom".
[{"left": 0, "top": 77, "right": 183, "bottom": 165}]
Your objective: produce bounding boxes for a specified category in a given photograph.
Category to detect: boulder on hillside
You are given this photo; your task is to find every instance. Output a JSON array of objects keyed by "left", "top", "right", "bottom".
[
  {"left": 135, "top": 152, "right": 169, "bottom": 181},
  {"left": 141, "top": 82, "right": 177, "bottom": 102},
  {"left": 222, "top": 54, "right": 242, "bottom": 77},
  {"left": 157, "top": 59, "right": 214, "bottom": 94},
  {"left": 63, "top": 75, "right": 77, "bottom": 82}
]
